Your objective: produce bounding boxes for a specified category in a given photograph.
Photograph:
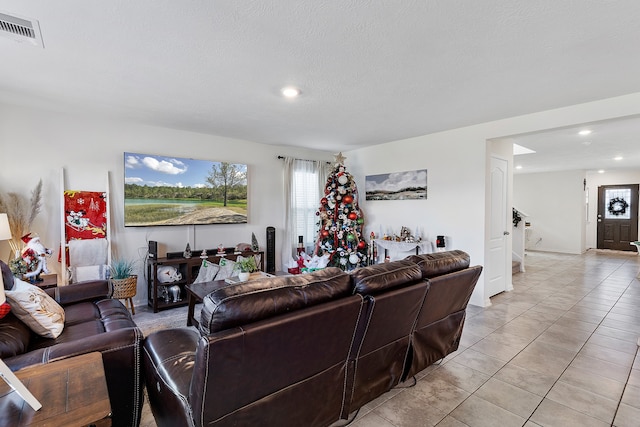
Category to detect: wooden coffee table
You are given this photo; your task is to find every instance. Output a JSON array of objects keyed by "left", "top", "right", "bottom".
[
  {"left": 185, "top": 279, "right": 228, "bottom": 328},
  {"left": 0, "top": 352, "right": 111, "bottom": 427},
  {"left": 185, "top": 272, "right": 288, "bottom": 328}
]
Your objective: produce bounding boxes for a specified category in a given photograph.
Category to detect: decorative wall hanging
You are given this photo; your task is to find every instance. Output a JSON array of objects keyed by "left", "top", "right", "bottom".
[
  {"left": 64, "top": 191, "right": 107, "bottom": 240},
  {"left": 365, "top": 169, "right": 427, "bottom": 201},
  {"left": 607, "top": 197, "right": 629, "bottom": 216},
  {"left": 513, "top": 208, "right": 523, "bottom": 227}
]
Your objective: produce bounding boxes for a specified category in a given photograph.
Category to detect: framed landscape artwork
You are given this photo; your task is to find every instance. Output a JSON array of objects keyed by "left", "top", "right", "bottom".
[
  {"left": 365, "top": 169, "right": 427, "bottom": 201},
  {"left": 124, "top": 152, "right": 248, "bottom": 226}
]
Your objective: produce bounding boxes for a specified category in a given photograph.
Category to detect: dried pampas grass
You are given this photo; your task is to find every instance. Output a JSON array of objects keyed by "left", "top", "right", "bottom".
[{"left": 0, "top": 179, "right": 43, "bottom": 253}]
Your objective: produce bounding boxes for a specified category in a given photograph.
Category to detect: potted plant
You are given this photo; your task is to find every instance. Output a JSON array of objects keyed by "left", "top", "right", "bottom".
[
  {"left": 236, "top": 256, "right": 258, "bottom": 282},
  {"left": 110, "top": 258, "right": 138, "bottom": 314}
]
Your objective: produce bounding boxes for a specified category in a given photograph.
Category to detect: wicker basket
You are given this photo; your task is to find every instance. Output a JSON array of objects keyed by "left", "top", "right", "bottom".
[{"left": 110, "top": 275, "right": 138, "bottom": 299}]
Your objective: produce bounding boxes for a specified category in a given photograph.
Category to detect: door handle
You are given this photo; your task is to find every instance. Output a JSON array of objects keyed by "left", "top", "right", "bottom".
[{"left": 503, "top": 231, "right": 510, "bottom": 235}]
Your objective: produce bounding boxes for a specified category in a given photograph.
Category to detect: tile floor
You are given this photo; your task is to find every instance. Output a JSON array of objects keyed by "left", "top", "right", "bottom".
[
  {"left": 344, "top": 250, "right": 640, "bottom": 427},
  {"left": 138, "top": 250, "right": 640, "bottom": 427}
]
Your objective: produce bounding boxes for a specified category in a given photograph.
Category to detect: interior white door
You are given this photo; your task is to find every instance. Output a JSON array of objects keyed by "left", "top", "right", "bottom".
[{"left": 487, "top": 156, "right": 508, "bottom": 298}]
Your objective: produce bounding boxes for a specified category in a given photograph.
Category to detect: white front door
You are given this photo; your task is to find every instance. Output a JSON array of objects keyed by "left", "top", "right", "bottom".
[{"left": 487, "top": 156, "right": 508, "bottom": 298}]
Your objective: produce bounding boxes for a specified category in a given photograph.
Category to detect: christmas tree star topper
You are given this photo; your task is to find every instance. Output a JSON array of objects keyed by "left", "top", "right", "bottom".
[{"left": 334, "top": 152, "right": 346, "bottom": 165}]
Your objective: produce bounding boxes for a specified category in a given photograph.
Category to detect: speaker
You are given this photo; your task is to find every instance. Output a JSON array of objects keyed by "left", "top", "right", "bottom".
[
  {"left": 266, "top": 226, "right": 275, "bottom": 274},
  {"left": 148, "top": 240, "right": 158, "bottom": 259}
]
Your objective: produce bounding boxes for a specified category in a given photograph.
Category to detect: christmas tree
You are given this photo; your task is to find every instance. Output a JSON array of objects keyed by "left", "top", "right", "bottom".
[{"left": 314, "top": 152, "right": 368, "bottom": 270}]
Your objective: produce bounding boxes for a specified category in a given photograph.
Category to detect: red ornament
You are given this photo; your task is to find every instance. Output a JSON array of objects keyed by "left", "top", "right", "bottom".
[
  {"left": 348, "top": 212, "right": 358, "bottom": 220},
  {"left": 343, "top": 195, "right": 353, "bottom": 204},
  {"left": 321, "top": 229, "right": 330, "bottom": 237},
  {"left": 321, "top": 197, "right": 328, "bottom": 205},
  {"left": 357, "top": 241, "right": 366, "bottom": 249}
]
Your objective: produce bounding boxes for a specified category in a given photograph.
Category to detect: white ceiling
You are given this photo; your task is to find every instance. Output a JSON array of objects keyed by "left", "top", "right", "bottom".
[
  {"left": 498, "top": 115, "right": 640, "bottom": 174},
  {"left": 1, "top": 1, "right": 640, "bottom": 172}
]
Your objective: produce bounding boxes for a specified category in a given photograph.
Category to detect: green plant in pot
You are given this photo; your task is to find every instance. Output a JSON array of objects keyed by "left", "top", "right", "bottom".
[
  {"left": 110, "top": 258, "right": 138, "bottom": 314},
  {"left": 236, "top": 256, "right": 258, "bottom": 282}
]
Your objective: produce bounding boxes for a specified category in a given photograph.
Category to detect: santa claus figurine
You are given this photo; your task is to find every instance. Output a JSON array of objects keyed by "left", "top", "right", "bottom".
[{"left": 20, "top": 234, "right": 53, "bottom": 280}]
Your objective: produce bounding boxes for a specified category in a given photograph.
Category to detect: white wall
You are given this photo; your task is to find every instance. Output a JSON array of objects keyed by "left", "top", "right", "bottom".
[
  {"left": 4, "top": 92, "right": 640, "bottom": 308},
  {"left": 585, "top": 170, "right": 640, "bottom": 248},
  {"left": 349, "top": 92, "right": 640, "bottom": 306},
  {"left": 0, "top": 103, "right": 331, "bottom": 305},
  {"left": 514, "top": 170, "right": 586, "bottom": 254}
]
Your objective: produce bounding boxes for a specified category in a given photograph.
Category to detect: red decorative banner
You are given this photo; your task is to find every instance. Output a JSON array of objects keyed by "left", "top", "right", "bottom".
[
  {"left": 59, "top": 191, "right": 107, "bottom": 265},
  {"left": 64, "top": 191, "right": 107, "bottom": 240}
]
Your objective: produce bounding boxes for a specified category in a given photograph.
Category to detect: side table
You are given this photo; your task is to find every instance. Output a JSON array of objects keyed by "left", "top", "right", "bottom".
[
  {"left": 185, "top": 280, "right": 228, "bottom": 328},
  {"left": 0, "top": 352, "right": 111, "bottom": 426}
]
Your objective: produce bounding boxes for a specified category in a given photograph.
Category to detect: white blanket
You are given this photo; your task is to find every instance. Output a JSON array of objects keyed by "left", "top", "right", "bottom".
[
  {"left": 68, "top": 239, "right": 108, "bottom": 267},
  {"left": 71, "top": 264, "right": 109, "bottom": 282}
]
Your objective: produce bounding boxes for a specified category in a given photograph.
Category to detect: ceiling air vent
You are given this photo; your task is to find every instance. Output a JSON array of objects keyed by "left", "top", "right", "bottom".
[{"left": 0, "top": 12, "right": 44, "bottom": 47}]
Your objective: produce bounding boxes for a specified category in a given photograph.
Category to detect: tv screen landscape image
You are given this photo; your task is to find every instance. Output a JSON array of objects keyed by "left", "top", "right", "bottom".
[{"left": 124, "top": 152, "right": 248, "bottom": 226}]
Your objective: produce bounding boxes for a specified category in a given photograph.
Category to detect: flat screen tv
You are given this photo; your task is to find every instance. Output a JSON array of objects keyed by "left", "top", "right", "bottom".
[{"left": 124, "top": 152, "right": 248, "bottom": 226}]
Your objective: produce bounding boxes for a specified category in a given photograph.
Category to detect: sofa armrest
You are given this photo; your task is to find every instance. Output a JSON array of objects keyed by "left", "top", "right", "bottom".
[
  {"left": 45, "top": 280, "right": 110, "bottom": 305},
  {"left": 5, "top": 327, "right": 144, "bottom": 427},
  {"left": 142, "top": 328, "right": 200, "bottom": 427}
]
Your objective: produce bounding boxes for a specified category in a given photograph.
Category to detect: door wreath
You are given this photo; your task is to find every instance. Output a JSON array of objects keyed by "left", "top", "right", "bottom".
[{"left": 608, "top": 197, "right": 629, "bottom": 216}]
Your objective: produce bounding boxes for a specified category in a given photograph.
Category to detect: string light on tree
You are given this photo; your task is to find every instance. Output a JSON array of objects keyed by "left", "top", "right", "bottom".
[{"left": 314, "top": 152, "right": 368, "bottom": 270}]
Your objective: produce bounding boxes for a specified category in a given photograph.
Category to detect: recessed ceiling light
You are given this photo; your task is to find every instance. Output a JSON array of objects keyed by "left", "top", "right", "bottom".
[
  {"left": 578, "top": 130, "right": 592, "bottom": 136},
  {"left": 598, "top": 169, "right": 605, "bottom": 174},
  {"left": 614, "top": 156, "right": 623, "bottom": 161},
  {"left": 515, "top": 165, "right": 523, "bottom": 170},
  {"left": 281, "top": 87, "right": 301, "bottom": 98}
]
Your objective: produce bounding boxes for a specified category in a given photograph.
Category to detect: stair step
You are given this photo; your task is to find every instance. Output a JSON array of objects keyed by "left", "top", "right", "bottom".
[{"left": 512, "top": 261, "right": 521, "bottom": 274}]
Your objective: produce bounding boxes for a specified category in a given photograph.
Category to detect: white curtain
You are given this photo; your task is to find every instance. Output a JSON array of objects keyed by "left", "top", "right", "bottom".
[{"left": 282, "top": 157, "right": 327, "bottom": 271}]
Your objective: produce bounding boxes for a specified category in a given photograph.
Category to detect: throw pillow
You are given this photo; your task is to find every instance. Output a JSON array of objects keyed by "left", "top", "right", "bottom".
[
  {"left": 214, "top": 258, "right": 236, "bottom": 280},
  {"left": 5, "top": 278, "right": 65, "bottom": 338},
  {"left": 0, "top": 302, "right": 10, "bottom": 319},
  {"left": 193, "top": 260, "right": 220, "bottom": 283},
  {"left": 1, "top": 259, "right": 14, "bottom": 290}
]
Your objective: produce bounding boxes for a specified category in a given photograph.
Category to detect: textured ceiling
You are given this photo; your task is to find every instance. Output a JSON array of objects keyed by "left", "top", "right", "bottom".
[{"left": 1, "top": 1, "right": 640, "bottom": 171}]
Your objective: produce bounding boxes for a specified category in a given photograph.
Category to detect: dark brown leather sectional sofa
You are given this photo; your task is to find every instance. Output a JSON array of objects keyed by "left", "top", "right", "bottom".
[
  {"left": 142, "top": 250, "right": 482, "bottom": 427},
  {"left": 0, "top": 261, "right": 143, "bottom": 427}
]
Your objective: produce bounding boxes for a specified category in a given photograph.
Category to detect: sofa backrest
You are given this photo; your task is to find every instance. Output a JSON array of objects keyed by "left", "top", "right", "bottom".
[
  {"left": 199, "top": 267, "right": 351, "bottom": 335},
  {"left": 349, "top": 259, "right": 423, "bottom": 294},
  {"left": 191, "top": 293, "right": 365, "bottom": 426},
  {"left": 344, "top": 259, "right": 427, "bottom": 414},
  {"left": 0, "top": 312, "right": 31, "bottom": 358},
  {"left": 406, "top": 250, "right": 470, "bottom": 279},
  {"left": 404, "top": 265, "right": 483, "bottom": 379}
]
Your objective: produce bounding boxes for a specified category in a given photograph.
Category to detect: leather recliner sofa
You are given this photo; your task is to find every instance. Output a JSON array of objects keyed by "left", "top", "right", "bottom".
[
  {"left": 0, "top": 261, "right": 144, "bottom": 427},
  {"left": 142, "top": 250, "right": 481, "bottom": 427}
]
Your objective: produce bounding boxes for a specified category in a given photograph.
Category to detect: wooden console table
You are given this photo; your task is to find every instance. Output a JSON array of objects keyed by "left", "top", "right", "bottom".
[
  {"left": 147, "top": 250, "right": 264, "bottom": 313},
  {"left": 0, "top": 352, "right": 111, "bottom": 426},
  {"left": 372, "top": 239, "right": 431, "bottom": 262}
]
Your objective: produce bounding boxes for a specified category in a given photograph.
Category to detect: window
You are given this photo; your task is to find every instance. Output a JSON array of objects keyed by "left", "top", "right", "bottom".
[{"left": 282, "top": 158, "right": 327, "bottom": 269}]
